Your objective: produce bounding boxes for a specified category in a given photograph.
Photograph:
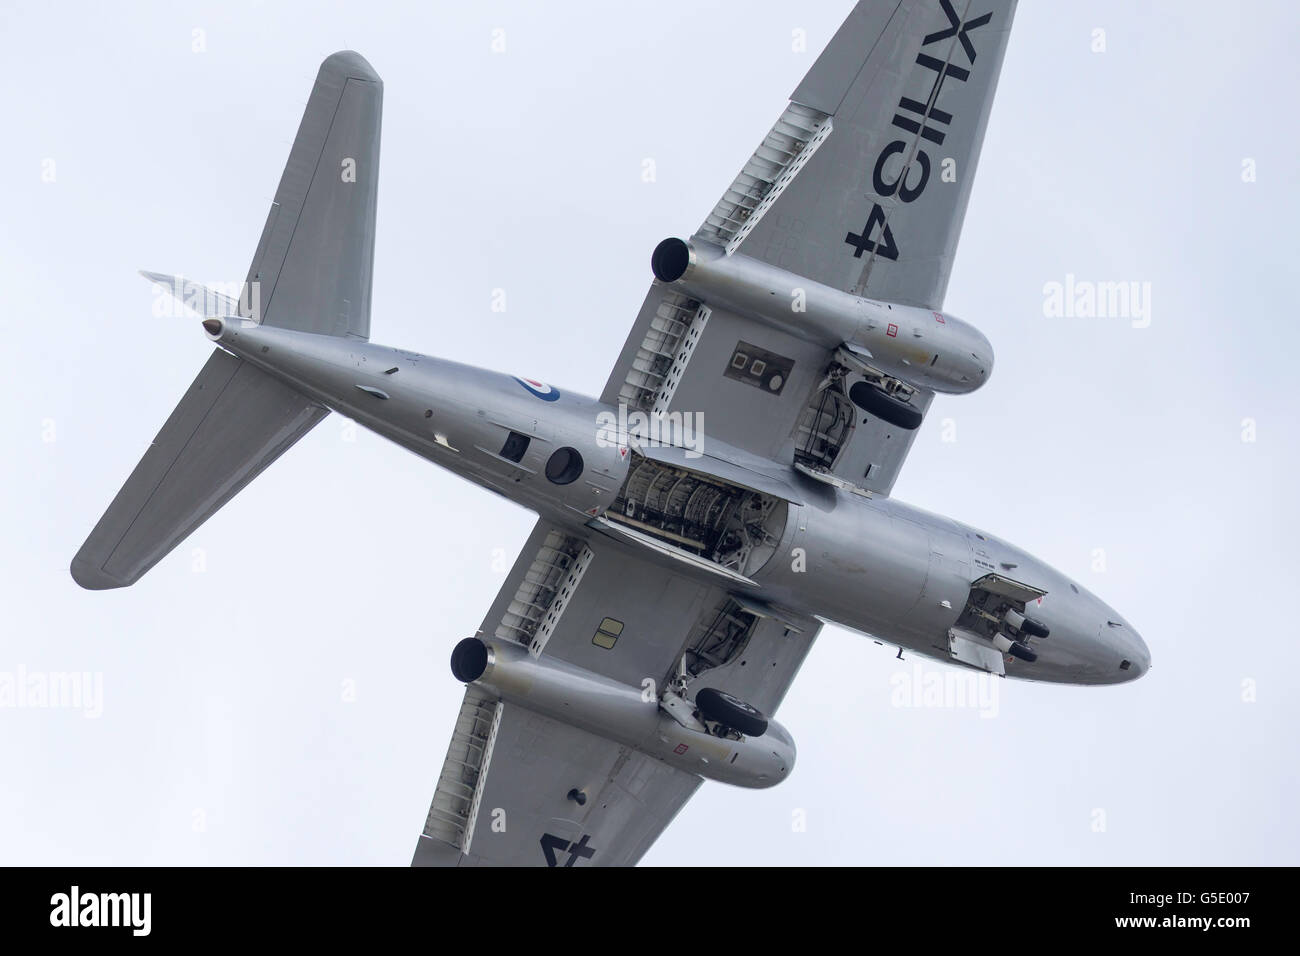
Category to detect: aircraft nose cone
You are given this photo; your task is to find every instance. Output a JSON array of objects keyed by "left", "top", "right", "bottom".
[
  {"left": 976, "top": 328, "right": 995, "bottom": 381},
  {"left": 1118, "top": 623, "right": 1151, "bottom": 680},
  {"left": 1131, "top": 634, "right": 1152, "bottom": 677}
]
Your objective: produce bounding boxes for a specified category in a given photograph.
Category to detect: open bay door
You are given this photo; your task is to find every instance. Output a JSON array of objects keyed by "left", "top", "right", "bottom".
[{"left": 948, "top": 573, "right": 1051, "bottom": 675}]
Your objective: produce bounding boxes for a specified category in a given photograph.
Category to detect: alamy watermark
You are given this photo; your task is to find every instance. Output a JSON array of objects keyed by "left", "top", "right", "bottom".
[
  {"left": 0, "top": 666, "right": 103, "bottom": 718},
  {"left": 596, "top": 404, "right": 705, "bottom": 459},
  {"left": 50, "top": 886, "right": 150, "bottom": 936},
  {"left": 1042, "top": 274, "right": 1151, "bottom": 328},
  {"left": 890, "top": 661, "right": 999, "bottom": 718},
  {"left": 149, "top": 276, "right": 260, "bottom": 323}
]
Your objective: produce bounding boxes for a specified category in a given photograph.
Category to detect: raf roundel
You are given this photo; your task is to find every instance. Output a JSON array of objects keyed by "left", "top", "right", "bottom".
[{"left": 513, "top": 377, "right": 561, "bottom": 402}]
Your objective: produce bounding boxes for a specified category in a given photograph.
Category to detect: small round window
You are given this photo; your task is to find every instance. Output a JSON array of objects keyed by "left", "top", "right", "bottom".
[{"left": 545, "top": 447, "right": 584, "bottom": 485}]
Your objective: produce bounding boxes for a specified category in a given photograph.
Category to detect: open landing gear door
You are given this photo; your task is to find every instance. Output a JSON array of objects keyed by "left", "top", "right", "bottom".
[
  {"left": 971, "top": 572, "right": 1047, "bottom": 605},
  {"left": 948, "top": 626, "right": 1004, "bottom": 676}
]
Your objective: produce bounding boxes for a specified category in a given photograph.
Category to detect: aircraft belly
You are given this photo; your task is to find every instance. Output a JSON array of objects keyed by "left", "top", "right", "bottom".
[{"left": 753, "top": 489, "right": 947, "bottom": 642}]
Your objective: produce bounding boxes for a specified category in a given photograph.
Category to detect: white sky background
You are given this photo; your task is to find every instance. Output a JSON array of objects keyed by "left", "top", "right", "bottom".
[{"left": 2, "top": 0, "right": 1297, "bottom": 865}]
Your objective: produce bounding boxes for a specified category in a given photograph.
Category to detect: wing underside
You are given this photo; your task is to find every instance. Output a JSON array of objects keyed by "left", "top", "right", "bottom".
[
  {"left": 714, "top": 0, "right": 1016, "bottom": 308},
  {"left": 413, "top": 520, "right": 820, "bottom": 866},
  {"left": 602, "top": 0, "right": 1014, "bottom": 497},
  {"left": 415, "top": 688, "right": 703, "bottom": 867}
]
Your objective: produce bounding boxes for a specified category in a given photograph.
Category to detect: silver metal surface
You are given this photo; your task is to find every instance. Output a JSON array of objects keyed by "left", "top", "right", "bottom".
[{"left": 73, "top": 1, "right": 1152, "bottom": 868}]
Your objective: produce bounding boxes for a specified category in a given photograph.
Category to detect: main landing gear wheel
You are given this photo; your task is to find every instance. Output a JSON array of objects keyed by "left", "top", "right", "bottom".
[
  {"left": 1008, "top": 641, "right": 1038, "bottom": 663},
  {"left": 848, "top": 381, "right": 923, "bottom": 431},
  {"left": 1020, "top": 617, "right": 1050, "bottom": 639},
  {"left": 694, "top": 687, "right": 768, "bottom": 737}
]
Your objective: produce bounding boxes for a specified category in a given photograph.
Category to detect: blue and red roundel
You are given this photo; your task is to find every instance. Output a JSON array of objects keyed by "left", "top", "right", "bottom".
[{"left": 513, "top": 377, "right": 561, "bottom": 402}]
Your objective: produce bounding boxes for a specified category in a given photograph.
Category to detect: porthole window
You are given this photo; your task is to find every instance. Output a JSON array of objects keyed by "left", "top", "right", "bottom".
[{"left": 545, "top": 446, "right": 584, "bottom": 485}]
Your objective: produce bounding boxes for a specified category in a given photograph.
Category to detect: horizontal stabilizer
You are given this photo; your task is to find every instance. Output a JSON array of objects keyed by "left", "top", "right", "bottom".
[
  {"left": 71, "top": 350, "right": 326, "bottom": 589},
  {"left": 140, "top": 271, "right": 243, "bottom": 317}
]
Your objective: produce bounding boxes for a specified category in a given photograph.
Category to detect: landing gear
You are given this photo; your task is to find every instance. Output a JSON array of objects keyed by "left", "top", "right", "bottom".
[
  {"left": 849, "top": 380, "right": 923, "bottom": 431},
  {"left": 694, "top": 687, "right": 768, "bottom": 738},
  {"left": 1020, "top": 617, "right": 1050, "bottom": 639},
  {"left": 1007, "top": 640, "right": 1038, "bottom": 662},
  {"left": 955, "top": 574, "right": 1051, "bottom": 669},
  {"left": 1005, "top": 607, "right": 1050, "bottom": 639},
  {"left": 993, "top": 632, "right": 1039, "bottom": 662}
]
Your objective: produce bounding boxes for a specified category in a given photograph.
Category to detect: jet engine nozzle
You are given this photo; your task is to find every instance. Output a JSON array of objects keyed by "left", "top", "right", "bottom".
[
  {"left": 651, "top": 237, "right": 691, "bottom": 282},
  {"left": 450, "top": 637, "right": 489, "bottom": 683}
]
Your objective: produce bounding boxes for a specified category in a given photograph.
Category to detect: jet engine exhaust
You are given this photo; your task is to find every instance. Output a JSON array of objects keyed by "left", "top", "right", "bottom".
[
  {"left": 651, "top": 237, "right": 691, "bottom": 283},
  {"left": 450, "top": 637, "right": 489, "bottom": 683}
]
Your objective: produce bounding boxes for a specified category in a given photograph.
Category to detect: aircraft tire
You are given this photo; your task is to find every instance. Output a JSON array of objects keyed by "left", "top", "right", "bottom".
[
  {"left": 694, "top": 687, "right": 769, "bottom": 737},
  {"left": 848, "top": 381, "right": 923, "bottom": 430},
  {"left": 1021, "top": 617, "right": 1051, "bottom": 639},
  {"left": 1009, "top": 641, "right": 1038, "bottom": 663}
]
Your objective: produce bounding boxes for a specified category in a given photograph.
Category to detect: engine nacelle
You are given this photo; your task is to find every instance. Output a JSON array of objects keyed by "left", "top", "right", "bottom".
[
  {"left": 450, "top": 637, "right": 796, "bottom": 788},
  {"left": 651, "top": 237, "right": 994, "bottom": 394}
]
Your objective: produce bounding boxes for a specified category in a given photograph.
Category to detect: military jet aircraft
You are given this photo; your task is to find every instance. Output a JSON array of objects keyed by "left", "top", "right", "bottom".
[{"left": 72, "top": 0, "right": 1149, "bottom": 866}]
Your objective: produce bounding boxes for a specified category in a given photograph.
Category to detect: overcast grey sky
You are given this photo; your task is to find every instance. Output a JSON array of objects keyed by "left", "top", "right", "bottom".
[{"left": 2, "top": 0, "right": 1297, "bottom": 865}]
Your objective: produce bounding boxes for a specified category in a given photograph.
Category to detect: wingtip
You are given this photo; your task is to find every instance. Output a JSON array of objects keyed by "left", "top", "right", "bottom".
[
  {"left": 70, "top": 557, "right": 128, "bottom": 591},
  {"left": 320, "top": 50, "right": 380, "bottom": 83}
]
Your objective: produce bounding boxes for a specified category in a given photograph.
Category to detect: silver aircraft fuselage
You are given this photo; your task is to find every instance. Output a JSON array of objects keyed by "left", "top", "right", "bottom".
[{"left": 203, "top": 316, "right": 1149, "bottom": 686}]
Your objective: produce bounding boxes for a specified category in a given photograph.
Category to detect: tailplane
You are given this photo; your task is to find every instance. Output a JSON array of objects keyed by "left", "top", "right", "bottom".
[{"left": 70, "top": 352, "right": 327, "bottom": 589}]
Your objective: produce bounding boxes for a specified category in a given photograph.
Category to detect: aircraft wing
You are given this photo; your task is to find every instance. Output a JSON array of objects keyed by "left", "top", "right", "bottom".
[
  {"left": 413, "top": 686, "right": 704, "bottom": 867},
  {"left": 413, "top": 520, "right": 820, "bottom": 866},
  {"left": 602, "top": 0, "right": 1015, "bottom": 496}
]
